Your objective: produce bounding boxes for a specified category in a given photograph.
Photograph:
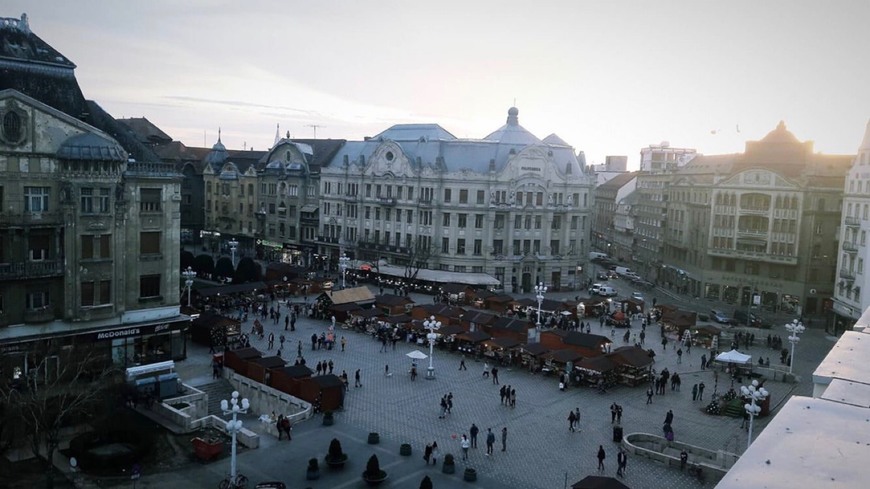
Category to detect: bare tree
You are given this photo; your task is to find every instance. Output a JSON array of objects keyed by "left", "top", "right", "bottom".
[
  {"left": 403, "top": 239, "right": 439, "bottom": 283},
  {"left": 0, "top": 345, "right": 120, "bottom": 485}
]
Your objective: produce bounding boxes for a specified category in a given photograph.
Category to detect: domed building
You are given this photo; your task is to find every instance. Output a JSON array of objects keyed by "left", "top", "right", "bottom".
[{"left": 318, "top": 107, "right": 596, "bottom": 292}]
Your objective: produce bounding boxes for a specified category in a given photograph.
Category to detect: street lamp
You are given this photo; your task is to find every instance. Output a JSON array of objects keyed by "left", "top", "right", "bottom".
[
  {"left": 534, "top": 282, "right": 548, "bottom": 328},
  {"left": 339, "top": 253, "right": 350, "bottom": 289},
  {"left": 228, "top": 239, "right": 239, "bottom": 268},
  {"left": 220, "top": 391, "right": 250, "bottom": 488},
  {"left": 741, "top": 379, "right": 768, "bottom": 450},
  {"left": 785, "top": 319, "right": 805, "bottom": 374},
  {"left": 423, "top": 315, "right": 441, "bottom": 380},
  {"left": 182, "top": 266, "right": 196, "bottom": 307}
]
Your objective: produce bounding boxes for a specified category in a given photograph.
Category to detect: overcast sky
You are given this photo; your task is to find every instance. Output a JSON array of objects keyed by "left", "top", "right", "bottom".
[{"left": 7, "top": 0, "right": 868, "bottom": 167}]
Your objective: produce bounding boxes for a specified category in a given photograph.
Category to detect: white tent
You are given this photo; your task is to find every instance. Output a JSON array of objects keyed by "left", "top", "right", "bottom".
[
  {"left": 715, "top": 349, "right": 752, "bottom": 364},
  {"left": 406, "top": 350, "right": 428, "bottom": 360}
]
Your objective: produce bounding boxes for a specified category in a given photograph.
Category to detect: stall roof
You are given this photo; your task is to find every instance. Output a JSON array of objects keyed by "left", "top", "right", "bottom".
[
  {"left": 249, "top": 356, "right": 287, "bottom": 369},
  {"left": 577, "top": 355, "right": 617, "bottom": 374},
  {"left": 546, "top": 349, "right": 584, "bottom": 363},
  {"left": 330, "top": 303, "right": 363, "bottom": 312},
  {"left": 313, "top": 373, "right": 344, "bottom": 388},
  {"left": 415, "top": 303, "right": 466, "bottom": 318},
  {"left": 441, "top": 283, "right": 473, "bottom": 294},
  {"left": 492, "top": 317, "right": 533, "bottom": 332},
  {"left": 608, "top": 346, "right": 654, "bottom": 368},
  {"left": 463, "top": 310, "right": 498, "bottom": 325},
  {"left": 198, "top": 281, "right": 268, "bottom": 297},
  {"left": 375, "top": 294, "right": 415, "bottom": 306},
  {"left": 485, "top": 294, "right": 515, "bottom": 304},
  {"left": 520, "top": 343, "right": 551, "bottom": 357},
  {"left": 352, "top": 308, "right": 383, "bottom": 319},
  {"left": 551, "top": 330, "right": 611, "bottom": 349},
  {"left": 376, "top": 264, "right": 500, "bottom": 286},
  {"left": 323, "top": 286, "right": 375, "bottom": 305},
  {"left": 438, "top": 324, "right": 466, "bottom": 335},
  {"left": 456, "top": 330, "right": 491, "bottom": 343},
  {"left": 484, "top": 337, "right": 521, "bottom": 350},
  {"left": 229, "top": 347, "right": 262, "bottom": 360},
  {"left": 715, "top": 349, "right": 752, "bottom": 364},
  {"left": 384, "top": 314, "right": 413, "bottom": 325},
  {"left": 275, "top": 365, "right": 313, "bottom": 378},
  {"left": 192, "top": 313, "right": 239, "bottom": 329}
]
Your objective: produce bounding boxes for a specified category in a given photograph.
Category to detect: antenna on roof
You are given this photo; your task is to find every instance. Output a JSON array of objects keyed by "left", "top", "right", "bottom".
[{"left": 306, "top": 124, "right": 325, "bottom": 138}]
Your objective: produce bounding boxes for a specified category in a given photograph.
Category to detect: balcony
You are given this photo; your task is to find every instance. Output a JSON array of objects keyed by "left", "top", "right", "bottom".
[
  {"left": 0, "top": 212, "right": 63, "bottom": 227},
  {"left": 24, "top": 307, "right": 55, "bottom": 324},
  {"left": 0, "top": 259, "right": 65, "bottom": 280},
  {"left": 377, "top": 196, "right": 397, "bottom": 206},
  {"left": 343, "top": 194, "right": 359, "bottom": 203},
  {"left": 707, "top": 248, "right": 798, "bottom": 265},
  {"left": 845, "top": 216, "right": 860, "bottom": 227},
  {"left": 738, "top": 206, "right": 770, "bottom": 216},
  {"left": 843, "top": 241, "right": 859, "bottom": 253},
  {"left": 839, "top": 268, "right": 855, "bottom": 280},
  {"left": 315, "top": 235, "right": 339, "bottom": 244},
  {"left": 418, "top": 198, "right": 433, "bottom": 208}
]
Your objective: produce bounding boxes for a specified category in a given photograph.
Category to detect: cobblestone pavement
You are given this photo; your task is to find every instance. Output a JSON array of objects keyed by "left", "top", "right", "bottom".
[{"left": 168, "top": 280, "right": 835, "bottom": 489}]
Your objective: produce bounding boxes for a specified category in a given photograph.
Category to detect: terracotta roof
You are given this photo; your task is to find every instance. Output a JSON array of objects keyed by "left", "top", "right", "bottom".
[
  {"left": 608, "top": 346, "right": 654, "bottom": 368},
  {"left": 375, "top": 294, "right": 414, "bottom": 306}
]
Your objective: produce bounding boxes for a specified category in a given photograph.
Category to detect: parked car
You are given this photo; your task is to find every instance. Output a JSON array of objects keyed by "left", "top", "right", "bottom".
[
  {"left": 598, "top": 286, "right": 618, "bottom": 297},
  {"left": 631, "top": 292, "right": 645, "bottom": 302},
  {"left": 710, "top": 309, "right": 733, "bottom": 324},
  {"left": 589, "top": 283, "right": 604, "bottom": 295},
  {"left": 596, "top": 272, "right": 610, "bottom": 280},
  {"left": 733, "top": 310, "right": 772, "bottom": 328}
]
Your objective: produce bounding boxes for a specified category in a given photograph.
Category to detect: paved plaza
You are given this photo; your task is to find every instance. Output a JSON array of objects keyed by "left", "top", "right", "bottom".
[{"left": 109, "top": 278, "right": 837, "bottom": 489}]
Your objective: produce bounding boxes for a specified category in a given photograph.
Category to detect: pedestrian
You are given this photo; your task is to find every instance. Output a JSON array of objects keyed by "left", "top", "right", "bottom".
[
  {"left": 328, "top": 360, "right": 334, "bottom": 374},
  {"left": 268, "top": 332, "right": 275, "bottom": 350},
  {"left": 276, "top": 414, "right": 285, "bottom": 440},
  {"left": 430, "top": 441, "right": 438, "bottom": 465},
  {"left": 574, "top": 407, "right": 581, "bottom": 430},
  {"left": 616, "top": 404, "right": 623, "bottom": 424},
  {"left": 646, "top": 386, "right": 654, "bottom": 404},
  {"left": 486, "top": 428, "right": 495, "bottom": 455},
  {"left": 677, "top": 348, "right": 683, "bottom": 364},
  {"left": 661, "top": 336, "right": 667, "bottom": 351},
  {"left": 610, "top": 403, "right": 618, "bottom": 423},
  {"left": 297, "top": 340, "right": 302, "bottom": 357},
  {"left": 447, "top": 392, "right": 454, "bottom": 413},
  {"left": 500, "top": 385, "right": 507, "bottom": 405},
  {"left": 284, "top": 315, "right": 289, "bottom": 331},
  {"left": 470, "top": 423, "right": 479, "bottom": 448},
  {"left": 680, "top": 449, "right": 688, "bottom": 470},
  {"left": 492, "top": 367, "right": 499, "bottom": 385},
  {"left": 384, "top": 364, "right": 390, "bottom": 377},
  {"left": 701, "top": 353, "right": 707, "bottom": 370},
  {"left": 460, "top": 434, "right": 470, "bottom": 460},
  {"left": 483, "top": 362, "right": 490, "bottom": 378},
  {"left": 741, "top": 408, "right": 749, "bottom": 430},
  {"left": 501, "top": 426, "right": 508, "bottom": 452},
  {"left": 281, "top": 416, "right": 292, "bottom": 441},
  {"left": 617, "top": 448, "right": 627, "bottom": 477},
  {"left": 510, "top": 388, "right": 516, "bottom": 407},
  {"left": 315, "top": 361, "right": 323, "bottom": 375},
  {"left": 692, "top": 383, "right": 699, "bottom": 401},
  {"left": 459, "top": 356, "right": 467, "bottom": 371},
  {"left": 665, "top": 409, "right": 674, "bottom": 426},
  {"left": 423, "top": 443, "right": 432, "bottom": 465},
  {"left": 354, "top": 369, "right": 362, "bottom": 388},
  {"left": 597, "top": 445, "right": 606, "bottom": 471},
  {"left": 698, "top": 381, "right": 706, "bottom": 401},
  {"left": 568, "top": 410, "right": 577, "bottom": 432},
  {"left": 341, "top": 336, "right": 347, "bottom": 352},
  {"left": 439, "top": 396, "right": 448, "bottom": 418},
  {"left": 279, "top": 334, "right": 285, "bottom": 349}
]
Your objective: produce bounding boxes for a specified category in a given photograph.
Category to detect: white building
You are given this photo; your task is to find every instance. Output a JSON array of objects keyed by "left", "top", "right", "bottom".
[
  {"left": 832, "top": 120, "right": 870, "bottom": 332},
  {"left": 317, "top": 107, "right": 596, "bottom": 292}
]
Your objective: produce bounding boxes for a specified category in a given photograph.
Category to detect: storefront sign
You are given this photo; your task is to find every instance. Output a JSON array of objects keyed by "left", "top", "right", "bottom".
[
  {"left": 257, "top": 239, "right": 283, "bottom": 249},
  {"left": 89, "top": 319, "right": 187, "bottom": 342}
]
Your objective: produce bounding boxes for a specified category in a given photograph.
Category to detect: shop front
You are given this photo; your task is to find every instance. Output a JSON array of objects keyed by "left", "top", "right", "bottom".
[{"left": 88, "top": 318, "right": 190, "bottom": 368}]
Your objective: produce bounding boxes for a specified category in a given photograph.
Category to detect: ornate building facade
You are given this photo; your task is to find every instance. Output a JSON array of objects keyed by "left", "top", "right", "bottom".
[{"left": 318, "top": 108, "right": 596, "bottom": 292}]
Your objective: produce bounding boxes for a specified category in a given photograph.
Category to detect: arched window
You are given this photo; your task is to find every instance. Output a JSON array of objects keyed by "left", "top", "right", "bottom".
[{"left": 2, "top": 111, "right": 22, "bottom": 142}]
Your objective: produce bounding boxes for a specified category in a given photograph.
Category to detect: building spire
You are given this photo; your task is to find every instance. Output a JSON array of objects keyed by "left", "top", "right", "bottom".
[
  {"left": 217, "top": 127, "right": 222, "bottom": 143},
  {"left": 274, "top": 123, "right": 280, "bottom": 146}
]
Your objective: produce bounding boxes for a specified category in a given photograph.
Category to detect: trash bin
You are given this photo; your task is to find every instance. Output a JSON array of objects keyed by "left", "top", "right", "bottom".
[{"left": 612, "top": 426, "right": 623, "bottom": 443}]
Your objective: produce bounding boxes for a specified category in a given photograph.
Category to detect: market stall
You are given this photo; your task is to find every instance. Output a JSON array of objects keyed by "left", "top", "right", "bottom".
[
  {"left": 575, "top": 355, "right": 618, "bottom": 387},
  {"left": 607, "top": 346, "right": 654, "bottom": 386}
]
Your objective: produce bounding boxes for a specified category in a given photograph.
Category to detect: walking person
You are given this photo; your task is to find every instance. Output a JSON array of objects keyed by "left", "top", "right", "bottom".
[
  {"left": 470, "top": 423, "right": 479, "bottom": 448},
  {"left": 281, "top": 416, "right": 292, "bottom": 441},
  {"left": 459, "top": 356, "right": 467, "bottom": 370},
  {"left": 617, "top": 448, "right": 627, "bottom": 477},
  {"left": 268, "top": 332, "right": 275, "bottom": 350},
  {"left": 698, "top": 381, "right": 706, "bottom": 401},
  {"left": 483, "top": 362, "right": 490, "bottom": 378},
  {"left": 341, "top": 336, "right": 347, "bottom": 352},
  {"left": 610, "top": 403, "right": 618, "bottom": 424},
  {"left": 486, "top": 428, "right": 495, "bottom": 456},
  {"left": 492, "top": 367, "right": 500, "bottom": 385},
  {"left": 423, "top": 443, "right": 432, "bottom": 465},
  {"left": 616, "top": 404, "right": 623, "bottom": 424},
  {"left": 597, "top": 445, "right": 606, "bottom": 472},
  {"left": 354, "top": 369, "right": 362, "bottom": 388},
  {"left": 430, "top": 441, "right": 439, "bottom": 465},
  {"left": 665, "top": 409, "right": 674, "bottom": 426},
  {"left": 677, "top": 348, "right": 683, "bottom": 364},
  {"left": 460, "top": 434, "right": 470, "bottom": 460},
  {"left": 646, "top": 386, "right": 654, "bottom": 404},
  {"left": 568, "top": 410, "right": 577, "bottom": 432},
  {"left": 501, "top": 426, "right": 508, "bottom": 452}
]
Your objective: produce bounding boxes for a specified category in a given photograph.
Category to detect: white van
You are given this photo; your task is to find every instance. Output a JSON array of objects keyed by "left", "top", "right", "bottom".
[
  {"left": 598, "top": 285, "right": 617, "bottom": 297},
  {"left": 614, "top": 266, "right": 634, "bottom": 276},
  {"left": 589, "top": 252, "right": 609, "bottom": 261}
]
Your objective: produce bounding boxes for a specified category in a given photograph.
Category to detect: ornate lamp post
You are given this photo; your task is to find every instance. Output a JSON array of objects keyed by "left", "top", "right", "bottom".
[
  {"left": 741, "top": 379, "right": 768, "bottom": 450},
  {"left": 220, "top": 391, "right": 249, "bottom": 487},
  {"left": 423, "top": 315, "right": 441, "bottom": 379},
  {"left": 228, "top": 239, "right": 239, "bottom": 268},
  {"left": 785, "top": 319, "right": 805, "bottom": 374},
  {"left": 182, "top": 266, "right": 196, "bottom": 307},
  {"left": 339, "top": 253, "right": 350, "bottom": 289},
  {"left": 534, "top": 282, "right": 548, "bottom": 328}
]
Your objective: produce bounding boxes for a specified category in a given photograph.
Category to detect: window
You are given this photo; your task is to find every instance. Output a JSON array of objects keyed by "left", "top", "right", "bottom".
[
  {"left": 473, "top": 239, "right": 482, "bottom": 255},
  {"left": 140, "top": 232, "right": 161, "bottom": 255},
  {"left": 552, "top": 215, "right": 561, "bottom": 230},
  {"left": 551, "top": 240, "right": 560, "bottom": 255},
  {"left": 475, "top": 214, "right": 484, "bottom": 228},
  {"left": 24, "top": 187, "right": 50, "bottom": 212},
  {"left": 442, "top": 237, "right": 450, "bottom": 254},
  {"left": 458, "top": 214, "right": 467, "bottom": 228},
  {"left": 457, "top": 239, "right": 466, "bottom": 254},
  {"left": 81, "top": 235, "right": 94, "bottom": 259},
  {"left": 514, "top": 215, "right": 522, "bottom": 228},
  {"left": 28, "top": 234, "right": 49, "bottom": 261},
  {"left": 443, "top": 213, "right": 451, "bottom": 227},
  {"left": 140, "top": 188, "right": 162, "bottom": 212},
  {"left": 535, "top": 215, "right": 542, "bottom": 229},
  {"left": 493, "top": 240, "right": 503, "bottom": 255},
  {"left": 444, "top": 189, "right": 452, "bottom": 203},
  {"left": 81, "top": 188, "right": 94, "bottom": 213},
  {"left": 477, "top": 190, "right": 485, "bottom": 204},
  {"left": 27, "top": 290, "right": 49, "bottom": 310},
  {"left": 98, "top": 188, "right": 110, "bottom": 213},
  {"left": 81, "top": 282, "right": 95, "bottom": 307},
  {"left": 472, "top": 266, "right": 483, "bottom": 273},
  {"left": 3, "top": 111, "right": 22, "bottom": 142},
  {"left": 459, "top": 189, "right": 468, "bottom": 203},
  {"left": 139, "top": 275, "right": 161, "bottom": 299}
]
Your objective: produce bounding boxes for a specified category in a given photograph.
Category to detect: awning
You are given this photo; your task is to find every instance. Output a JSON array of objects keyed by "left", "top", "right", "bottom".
[
  {"left": 375, "top": 264, "right": 500, "bottom": 286},
  {"left": 300, "top": 204, "right": 319, "bottom": 213}
]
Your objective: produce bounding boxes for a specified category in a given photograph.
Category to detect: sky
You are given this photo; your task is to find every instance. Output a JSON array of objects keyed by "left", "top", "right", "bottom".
[{"left": 6, "top": 0, "right": 869, "bottom": 168}]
